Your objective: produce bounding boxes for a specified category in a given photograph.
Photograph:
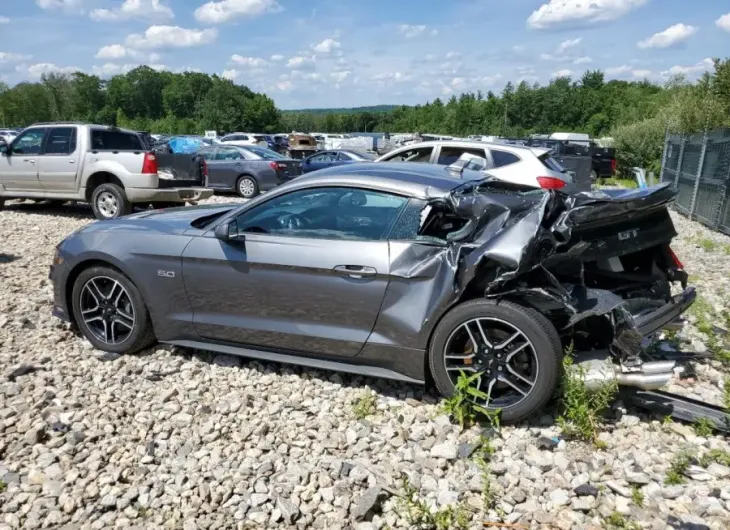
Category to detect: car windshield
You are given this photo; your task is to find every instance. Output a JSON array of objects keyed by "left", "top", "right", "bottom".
[{"left": 245, "top": 146, "right": 286, "bottom": 160}]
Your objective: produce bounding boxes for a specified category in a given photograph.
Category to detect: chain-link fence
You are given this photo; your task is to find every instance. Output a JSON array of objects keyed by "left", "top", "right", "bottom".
[{"left": 661, "top": 127, "right": 730, "bottom": 236}]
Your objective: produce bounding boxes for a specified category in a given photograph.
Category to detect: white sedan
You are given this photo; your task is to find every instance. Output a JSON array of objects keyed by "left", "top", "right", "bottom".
[{"left": 375, "top": 140, "right": 572, "bottom": 190}]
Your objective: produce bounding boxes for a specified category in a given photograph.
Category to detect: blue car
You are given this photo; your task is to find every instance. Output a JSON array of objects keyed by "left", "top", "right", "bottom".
[{"left": 301, "top": 150, "right": 375, "bottom": 173}]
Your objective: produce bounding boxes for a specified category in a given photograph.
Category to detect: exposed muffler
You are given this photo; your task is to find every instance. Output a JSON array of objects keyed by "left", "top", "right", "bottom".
[{"left": 573, "top": 352, "right": 675, "bottom": 391}]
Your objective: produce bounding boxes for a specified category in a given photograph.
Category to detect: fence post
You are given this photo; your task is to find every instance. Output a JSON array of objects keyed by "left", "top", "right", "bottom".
[
  {"left": 689, "top": 129, "right": 709, "bottom": 221},
  {"left": 659, "top": 126, "right": 669, "bottom": 184},
  {"left": 673, "top": 134, "right": 686, "bottom": 190}
]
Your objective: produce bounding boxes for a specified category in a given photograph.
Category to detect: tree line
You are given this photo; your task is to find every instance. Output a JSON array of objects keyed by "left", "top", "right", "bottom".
[
  {"left": 0, "top": 59, "right": 728, "bottom": 173},
  {"left": 0, "top": 66, "right": 280, "bottom": 134}
]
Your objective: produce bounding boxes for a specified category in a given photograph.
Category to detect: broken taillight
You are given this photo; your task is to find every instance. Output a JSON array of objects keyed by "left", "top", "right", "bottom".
[
  {"left": 668, "top": 247, "right": 684, "bottom": 269},
  {"left": 536, "top": 176, "right": 566, "bottom": 189}
]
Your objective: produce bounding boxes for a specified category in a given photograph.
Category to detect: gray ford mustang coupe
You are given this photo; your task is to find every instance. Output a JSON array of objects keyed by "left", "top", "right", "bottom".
[{"left": 50, "top": 163, "right": 694, "bottom": 422}]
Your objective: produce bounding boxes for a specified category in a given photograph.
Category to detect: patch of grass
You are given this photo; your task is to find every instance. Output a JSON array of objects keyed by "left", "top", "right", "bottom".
[
  {"left": 352, "top": 392, "right": 377, "bottom": 419},
  {"left": 0, "top": 480, "right": 6, "bottom": 492},
  {"left": 664, "top": 450, "right": 693, "bottom": 485},
  {"left": 662, "top": 414, "right": 674, "bottom": 426},
  {"left": 698, "top": 449, "right": 730, "bottom": 468},
  {"left": 631, "top": 486, "right": 644, "bottom": 508},
  {"left": 693, "top": 417, "right": 715, "bottom": 437},
  {"left": 597, "top": 177, "right": 639, "bottom": 189},
  {"left": 398, "top": 478, "right": 470, "bottom": 530},
  {"left": 698, "top": 237, "right": 718, "bottom": 252},
  {"left": 441, "top": 371, "right": 501, "bottom": 430},
  {"left": 137, "top": 506, "right": 151, "bottom": 519},
  {"left": 556, "top": 351, "right": 618, "bottom": 446},
  {"left": 689, "top": 296, "right": 730, "bottom": 366},
  {"left": 603, "top": 512, "right": 641, "bottom": 530}
]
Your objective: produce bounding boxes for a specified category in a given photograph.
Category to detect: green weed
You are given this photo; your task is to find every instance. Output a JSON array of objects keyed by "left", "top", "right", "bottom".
[
  {"left": 693, "top": 417, "right": 715, "bottom": 437},
  {"left": 631, "top": 486, "right": 644, "bottom": 507},
  {"left": 664, "top": 450, "right": 693, "bottom": 485},
  {"left": 398, "top": 477, "right": 470, "bottom": 530},
  {"left": 557, "top": 352, "right": 618, "bottom": 445},
  {"left": 441, "top": 371, "right": 501, "bottom": 430},
  {"left": 698, "top": 449, "right": 730, "bottom": 467},
  {"left": 0, "top": 480, "right": 6, "bottom": 492},
  {"left": 352, "top": 392, "right": 377, "bottom": 419},
  {"left": 603, "top": 512, "right": 641, "bottom": 530}
]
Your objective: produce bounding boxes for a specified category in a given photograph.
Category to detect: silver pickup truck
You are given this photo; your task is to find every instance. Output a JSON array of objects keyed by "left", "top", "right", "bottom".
[{"left": 0, "top": 123, "right": 213, "bottom": 220}]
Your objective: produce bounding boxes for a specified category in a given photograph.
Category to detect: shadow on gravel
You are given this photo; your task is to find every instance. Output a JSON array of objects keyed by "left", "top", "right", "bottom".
[
  {"left": 3, "top": 200, "right": 95, "bottom": 219},
  {"left": 0, "top": 253, "right": 20, "bottom": 264}
]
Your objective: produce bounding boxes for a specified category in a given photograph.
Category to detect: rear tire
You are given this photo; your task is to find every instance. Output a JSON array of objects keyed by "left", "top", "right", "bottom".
[
  {"left": 429, "top": 299, "right": 562, "bottom": 424},
  {"left": 71, "top": 266, "right": 156, "bottom": 354},
  {"left": 236, "top": 175, "right": 259, "bottom": 199},
  {"left": 91, "top": 183, "right": 133, "bottom": 220},
  {"left": 0, "top": 198, "right": 4, "bottom": 211}
]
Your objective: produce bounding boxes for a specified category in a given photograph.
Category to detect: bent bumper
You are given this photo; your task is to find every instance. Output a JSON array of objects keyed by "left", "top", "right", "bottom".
[
  {"left": 634, "top": 286, "right": 696, "bottom": 336},
  {"left": 125, "top": 187, "right": 214, "bottom": 203}
]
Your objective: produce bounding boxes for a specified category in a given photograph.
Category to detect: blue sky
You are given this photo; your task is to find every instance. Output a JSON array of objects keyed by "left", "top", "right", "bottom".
[{"left": 0, "top": 1, "right": 728, "bottom": 109}]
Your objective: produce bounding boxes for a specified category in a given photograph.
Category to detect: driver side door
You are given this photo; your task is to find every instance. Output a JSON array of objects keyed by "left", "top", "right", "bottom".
[
  {"left": 0, "top": 128, "right": 47, "bottom": 191},
  {"left": 181, "top": 186, "right": 408, "bottom": 357}
]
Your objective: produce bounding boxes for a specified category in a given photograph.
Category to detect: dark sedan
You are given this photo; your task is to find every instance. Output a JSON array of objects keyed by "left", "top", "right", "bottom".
[
  {"left": 49, "top": 164, "right": 693, "bottom": 424},
  {"left": 301, "top": 150, "right": 375, "bottom": 173},
  {"left": 198, "top": 145, "right": 302, "bottom": 198}
]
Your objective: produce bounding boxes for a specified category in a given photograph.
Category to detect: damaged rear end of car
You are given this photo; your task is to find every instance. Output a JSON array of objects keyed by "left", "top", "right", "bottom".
[{"left": 411, "top": 179, "right": 695, "bottom": 422}]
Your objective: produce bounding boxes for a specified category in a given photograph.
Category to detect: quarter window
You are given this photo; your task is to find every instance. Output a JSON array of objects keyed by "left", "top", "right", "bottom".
[
  {"left": 91, "top": 129, "right": 143, "bottom": 150},
  {"left": 233, "top": 187, "right": 408, "bottom": 241},
  {"left": 490, "top": 149, "right": 520, "bottom": 168},
  {"left": 215, "top": 147, "right": 243, "bottom": 160}
]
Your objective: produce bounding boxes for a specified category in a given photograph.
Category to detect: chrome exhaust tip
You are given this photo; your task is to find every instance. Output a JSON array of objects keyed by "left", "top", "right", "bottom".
[{"left": 574, "top": 353, "right": 675, "bottom": 391}]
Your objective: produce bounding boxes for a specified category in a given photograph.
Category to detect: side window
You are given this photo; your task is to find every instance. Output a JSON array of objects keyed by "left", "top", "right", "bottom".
[
  {"left": 233, "top": 187, "right": 408, "bottom": 241},
  {"left": 43, "top": 127, "right": 77, "bottom": 155},
  {"left": 91, "top": 130, "right": 143, "bottom": 150},
  {"left": 337, "top": 152, "right": 353, "bottom": 161},
  {"left": 199, "top": 148, "right": 217, "bottom": 161},
  {"left": 437, "top": 147, "right": 488, "bottom": 166},
  {"left": 490, "top": 149, "right": 520, "bottom": 168},
  {"left": 11, "top": 128, "right": 47, "bottom": 155},
  {"left": 384, "top": 146, "right": 433, "bottom": 163},
  {"left": 312, "top": 152, "right": 334, "bottom": 162},
  {"left": 215, "top": 147, "right": 242, "bottom": 160}
]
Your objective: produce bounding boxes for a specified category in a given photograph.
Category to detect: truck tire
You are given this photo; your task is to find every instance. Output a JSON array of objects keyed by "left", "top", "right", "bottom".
[
  {"left": 91, "top": 183, "right": 133, "bottom": 220},
  {"left": 429, "top": 299, "right": 562, "bottom": 424},
  {"left": 0, "top": 198, "right": 4, "bottom": 211}
]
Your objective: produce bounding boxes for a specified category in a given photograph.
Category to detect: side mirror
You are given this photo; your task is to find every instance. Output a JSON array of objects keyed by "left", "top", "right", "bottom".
[{"left": 214, "top": 220, "right": 238, "bottom": 241}]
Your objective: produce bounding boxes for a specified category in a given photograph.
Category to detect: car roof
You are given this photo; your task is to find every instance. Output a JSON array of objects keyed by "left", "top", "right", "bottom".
[
  {"left": 391, "top": 140, "right": 549, "bottom": 156},
  {"left": 286, "top": 162, "right": 485, "bottom": 199}
]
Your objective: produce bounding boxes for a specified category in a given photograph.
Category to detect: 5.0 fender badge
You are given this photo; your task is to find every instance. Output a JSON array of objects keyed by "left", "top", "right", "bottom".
[{"left": 157, "top": 270, "right": 175, "bottom": 278}]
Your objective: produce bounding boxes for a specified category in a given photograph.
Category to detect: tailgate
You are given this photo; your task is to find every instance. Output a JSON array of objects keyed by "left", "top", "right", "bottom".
[{"left": 155, "top": 153, "right": 205, "bottom": 187}]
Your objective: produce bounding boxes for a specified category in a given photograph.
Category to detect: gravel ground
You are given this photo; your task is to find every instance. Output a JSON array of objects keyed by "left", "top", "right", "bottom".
[{"left": 1, "top": 198, "right": 729, "bottom": 530}]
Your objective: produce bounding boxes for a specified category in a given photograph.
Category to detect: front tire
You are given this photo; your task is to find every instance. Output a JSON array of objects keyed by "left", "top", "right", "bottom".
[
  {"left": 429, "top": 299, "right": 562, "bottom": 424},
  {"left": 71, "top": 266, "right": 156, "bottom": 354},
  {"left": 236, "top": 175, "right": 259, "bottom": 199},
  {"left": 91, "top": 183, "right": 133, "bottom": 220}
]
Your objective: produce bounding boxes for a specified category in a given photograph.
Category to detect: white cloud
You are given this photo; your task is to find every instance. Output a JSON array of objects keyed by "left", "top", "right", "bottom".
[
  {"left": 36, "top": 0, "right": 84, "bottom": 11},
  {"left": 231, "top": 55, "right": 267, "bottom": 67},
  {"left": 445, "top": 52, "right": 461, "bottom": 60},
  {"left": 606, "top": 65, "right": 657, "bottom": 79},
  {"left": 91, "top": 0, "right": 174, "bottom": 22},
  {"left": 95, "top": 45, "right": 160, "bottom": 63},
  {"left": 276, "top": 80, "right": 293, "bottom": 91},
  {"left": 632, "top": 69, "right": 652, "bottom": 78},
  {"left": 195, "top": 0, "right": 282, "bottom": 24},
  {"left": 270, "top": 54, "right": 285, "bottom": 61},
  {"left": 528, "top": 0, "right": 648, "bottom": 30},
  {"left": 398, "top": 24, "right": 427, "bottom": 38},
  {"left": 661, "top": 58, "right": 714, "bottom": 77},
  {"left": 286, "top": 55, "right": 315, "bottom": 70},
  {"left": 638, "top": 23, "right": 698, "bottom": 49},
  {"left": 718, "top": 13, "right": 730, "bottom": 33},
  {"left": 606, "top": 65, "right": 632, "bottom": 75},
  {"left": 24, "top": 63, "right": 81, "bottom": 78},
  {"left": 0, "top": 52, "right": 32, "bottom": 64},
  {"left": 556, "top": 37, "right": 582, "bottom": 53},
  {"left": 221, "top": 69, "right": 240, "bottom": 80},
  {"left": 573, "top": 56, "right": 592, "bottom": 64},
  {"left": 125, "top": 26, "right": 218, "bottom": 49},
  {"left": 90, "top": 62, "right": 167, "bottom": 77},
  {"left": 312, "top": 38, "right": 340, "bottom": 54},
  {"left": 330, "top": 71, "right": 350, "bottom": 83},
  {"left": 0, "top": 16, "right": 9, "bottom": 24},
  {"left": 552, "top": 69, "right": 573, "bottom": 78}
]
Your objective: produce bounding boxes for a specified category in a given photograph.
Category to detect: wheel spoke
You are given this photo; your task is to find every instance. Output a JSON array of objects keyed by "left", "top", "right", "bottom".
[
  {"left": 462, "top": 322, "right": 479, "bottom": 351},
  {"left": 114, "top": 312, "right": 134, "bottom": 329},
  {"left": 494, "top": 331, "right": 521, "bottom": 350},
  {"left": 446, "top": 365, "right": 478, "bottom": 373},
  {"left": 506, "top": 365, "right": 535, "bottom": 387},
  {"left": 483, "top": 377, "right": 496, "bottom": 406},
  {"left": 498, "top": 373, "right": 528, "bottom": 396},
  {"left": 85, "top": 279, "right": 106, "bottom": 304},
  {"left": 84, "top": 315, "right": 103, "bottom": 325},
  {"left": 504, "top": 342, "right": 529, "bottom": 362},
  {"left": 474, "top": 319, "right": 493, "bottom": 349},
  {"left": 109, "top": 320, "right": 117, "bottom": 344},
  {"left": 107, "top": 281, "right": 122, "bottom": 304},
  {"left": 445, "top": 353, "right": 475, "bottom": 361}
]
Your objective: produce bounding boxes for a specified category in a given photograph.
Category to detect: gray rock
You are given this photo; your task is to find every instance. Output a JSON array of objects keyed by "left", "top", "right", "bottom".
[
  {"left": 65, "top": 430, "right": 85, "bottom": 445},
  {"left": 430, "top": 442, "right": 458, "bottom": 460},
  {"left": 606, "top": 480, "right": 632, "bottom": 498},
  {"left": 625, "top": 471, "right": 651, "bottom": 485},
  {"left": 277, "top": 498, "right": 300, "bottom": 524},
  {"left": 24, "top": 425, "right": 46, "bottom": 445},
  {"left": 550, "top": 488, "right": 570, "bottom": 507},
  {"left": 571, "top": 495, "right": 595, "bottom": 512},
  {"left": 250, "top": 493, "right": 268, "bottom": 507},
  {"left": 458, "top": 442, "right": 478, "bottom": 459},
  {"left": 437, "top": 490, "right": 459, "bottom": 506},
  {"left": 574, "top": 483, "right": 599, "bottom": 497},
  {"left": 663, "top": 485, "right": 684, "bottom": 499},
  {"left": 212, "top": 355, "right": 240, "bottom": 367},
  {"left": 100, "top": 494, "right": 117, "bottom": 510},
  {"left": 706, "top": 463, "right": 730, "bottom": 479},
  {"left": 352, "top": 487, "right": 382, "bottom": 520}
]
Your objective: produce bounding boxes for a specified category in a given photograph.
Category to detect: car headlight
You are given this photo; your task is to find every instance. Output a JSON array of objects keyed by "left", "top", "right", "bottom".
[{"left": 52, "top": 248, "right": 64, "bottom": 266}]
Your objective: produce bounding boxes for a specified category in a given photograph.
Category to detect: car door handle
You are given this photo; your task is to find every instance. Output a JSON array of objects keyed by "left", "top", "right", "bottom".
[
  {"left": 23, "top": 159, "right": 35, "bottom": 163},
  {"left": 334, "top": 265, "right": 377, "bottom": 279},
  {"left": 68, "top": 159, "right": 75, "bottom": 163}
]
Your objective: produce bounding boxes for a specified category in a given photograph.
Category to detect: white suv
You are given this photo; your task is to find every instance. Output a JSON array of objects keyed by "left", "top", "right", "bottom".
[{"left": 375, "top": 140, "right": 572, "bottom": 190}]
